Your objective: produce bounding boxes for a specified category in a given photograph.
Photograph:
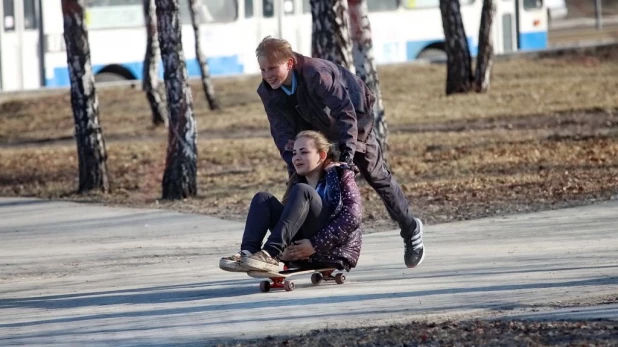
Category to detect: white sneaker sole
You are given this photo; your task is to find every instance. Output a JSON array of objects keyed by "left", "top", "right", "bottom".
[
  {"left": 219, "top": 258, "right": 250, "bottom": 272},
  {"left": 242, "top": 256, "right": 279, "bottom": 273}
]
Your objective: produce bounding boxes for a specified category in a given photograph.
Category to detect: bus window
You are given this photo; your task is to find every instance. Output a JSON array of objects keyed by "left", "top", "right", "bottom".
[
  {"left": 367, "top": 0, "right": 398, "bottom": 12},
  {"left": 24, "top": 0, "right": 38, "bottom": 29},
  {"left": 523, "top": 0, "right": 542, "bottom": 10},
  {"left": 83, "top": 0, "right": 142, "bottom": 29},
  {"left": 3, "top": 0, "right": 14, "bottom": 31},
  {"left": 263, "top": 0, "right": 274, "bottom": 17},
  {"left": 245, "top": 0, "right": 254, "bottom": 18},
  {"left": 83, "top": 0, "right": 237, "bottom": 29},
  {"left": 179, "top": 0, "right": 238, "bottom": 23},
  {"left": 404, "top": 0, "right": 473, "bottom": 9},
  {"left": 198, "top": 0, "right": 238, "bottom": 22},
  {"left": 283, "top": 0, "right": 294, "bottom": 15}
]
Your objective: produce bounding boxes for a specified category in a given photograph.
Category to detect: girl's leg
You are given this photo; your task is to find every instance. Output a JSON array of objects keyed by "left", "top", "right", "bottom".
[
  {"left": 242, "top": 184, "right": 331, "bottom": 272},
  {"left": 262, "top": 183, "right": 331, "bottom": 257},
  {"left": 239, "top": 192, "right": 284, "bottom": 254}
]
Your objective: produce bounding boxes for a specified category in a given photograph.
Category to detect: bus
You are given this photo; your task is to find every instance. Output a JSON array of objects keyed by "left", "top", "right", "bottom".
[{"left": 0, "top": 0, "right": 548, "bottom": 92}]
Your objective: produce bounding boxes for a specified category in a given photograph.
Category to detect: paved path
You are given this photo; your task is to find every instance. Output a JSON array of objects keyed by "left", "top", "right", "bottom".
[{"left": 1, "top": 197, "right": 616, "bottom": 346}]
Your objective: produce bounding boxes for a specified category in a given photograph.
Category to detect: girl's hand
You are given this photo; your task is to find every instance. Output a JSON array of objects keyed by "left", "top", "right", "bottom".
[
  {"left": 284, "top": 239, "right": 316, "bottom": 260},
  {"left": 280, "top": 247, "right": 294, "bottom": 261}
]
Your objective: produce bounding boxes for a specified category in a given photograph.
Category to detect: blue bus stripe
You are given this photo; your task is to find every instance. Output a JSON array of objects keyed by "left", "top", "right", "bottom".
[{"left": 46, "top": 55, "right": 243, "bottom": 87}]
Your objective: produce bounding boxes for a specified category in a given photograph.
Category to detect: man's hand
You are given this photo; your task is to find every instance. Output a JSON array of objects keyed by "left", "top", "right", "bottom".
[
  {"left": 338, "top": 149, "right": 360, "bottom": 174},
  {"left": 338, "top": 153, "right": 359, "bottom": 175},
  {"left": 283, "top": 239, "right": 316, "bottom": 260},
  {"left": 338, "top": 150, "right": 354, "bottom": 166},
  {"left": 284, "top": 140, "right": 295, "bottom": 152}
]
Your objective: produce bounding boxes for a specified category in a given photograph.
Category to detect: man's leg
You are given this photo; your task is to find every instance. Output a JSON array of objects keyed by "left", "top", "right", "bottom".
[{"left": 354, "top": 131, "right": 425, "bottom": 268}]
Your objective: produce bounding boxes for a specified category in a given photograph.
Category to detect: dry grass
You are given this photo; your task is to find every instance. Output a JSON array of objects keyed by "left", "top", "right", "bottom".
[
  {"left": 1, "top": 55, "right": 617, "bottom": 144},
  {"left": 1, "top": 54, "right": 618, "bottom": 231}
]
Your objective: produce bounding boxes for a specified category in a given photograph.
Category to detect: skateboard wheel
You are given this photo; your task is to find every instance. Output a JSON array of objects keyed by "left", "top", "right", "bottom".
[
  {"left": 311, "top": 273, "right": 323, "bottom": 285},
  {"left": 283, "top": 280, "right": 295, "bottom": 291},
  {"left": 335, "top": 273, "right": 346, "bottom": 284},
  {"left": 259, "top": 280, "right": 271, "bottom": 292}
]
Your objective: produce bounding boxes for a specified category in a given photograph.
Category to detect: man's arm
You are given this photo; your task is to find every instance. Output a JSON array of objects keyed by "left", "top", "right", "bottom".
[
  {"left": 257, "top": 89, "right": 296, "bottom": 176},
  {"left": 310, "top": 69, "right": 358, "bottom": 162},
  {"left": 265, "top": 104, "right": 296, "bottom": 176}
]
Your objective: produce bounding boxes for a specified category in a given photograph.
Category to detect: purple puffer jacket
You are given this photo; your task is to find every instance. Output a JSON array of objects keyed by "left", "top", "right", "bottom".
[{"left": 285, "top": 165, "right": 363, "bottom": 271}]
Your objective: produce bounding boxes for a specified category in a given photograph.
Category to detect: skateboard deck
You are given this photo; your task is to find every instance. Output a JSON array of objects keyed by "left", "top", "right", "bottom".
[{"left": 247, "top": 267, "right": 346, "bottom": 292}]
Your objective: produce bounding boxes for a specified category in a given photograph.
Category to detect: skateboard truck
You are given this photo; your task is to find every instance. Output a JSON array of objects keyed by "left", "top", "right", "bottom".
[{"left": 249, "top": 267, "right": 347, "bottom": 292}]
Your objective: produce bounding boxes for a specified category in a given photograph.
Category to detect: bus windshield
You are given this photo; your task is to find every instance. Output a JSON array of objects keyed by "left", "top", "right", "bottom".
[{"left": 83, "top": 0, "right": 238, "bottom": 30}]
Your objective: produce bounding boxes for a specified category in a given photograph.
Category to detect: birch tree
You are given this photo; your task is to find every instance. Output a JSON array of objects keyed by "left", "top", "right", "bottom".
[
  {"left": 310, "top": 0, "right": 355, "bottom": 73},
  {"left": 439, "top": 0, "right": 473, "bottom": 94},
  {"left": 188, "top": 0, "right": 220, "bottom": 110},
  {"left": 62, "top": 0, "right": 110, "bottom": 193},
  {"left": 440, "top": 0, "right": 495, "bottom": 94},
  {"left": 142, "top": 0, "right": 168, "bottom": 126},
  {"left": 348, "top": 0, "right": 388, "bottom": 164},
  {"left": 474, "top": 0, "right": 495, "bottom": 92},
  {"left": 155, "top": 0, "right": 198, "bottom": 199}
]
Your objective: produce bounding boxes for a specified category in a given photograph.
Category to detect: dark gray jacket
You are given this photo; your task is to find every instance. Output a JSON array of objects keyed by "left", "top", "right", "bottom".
[{"left": 257, "top": 52, "right": 376, "bottom": 174}]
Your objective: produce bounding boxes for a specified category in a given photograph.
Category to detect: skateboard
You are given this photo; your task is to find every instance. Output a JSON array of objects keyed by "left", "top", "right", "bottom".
[{"left": 247, "top": 267, "right": 346, "bottom": 292}]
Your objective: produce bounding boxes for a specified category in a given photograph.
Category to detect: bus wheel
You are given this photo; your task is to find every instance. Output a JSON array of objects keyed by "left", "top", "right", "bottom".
[
  {"left": 95, "top": 72, "right": 126, "bottom": 83},
  {"left": 417, "top": 48, "right": 447, "bottom": 61}
]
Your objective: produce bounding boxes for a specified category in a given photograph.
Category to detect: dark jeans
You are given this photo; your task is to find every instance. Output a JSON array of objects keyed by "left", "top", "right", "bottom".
[
  {"left": 240, "top": 183, "right": 332, "bottom": 257},
  {"left": 354, "top": 130, "right": 416, "bottom": 237}
]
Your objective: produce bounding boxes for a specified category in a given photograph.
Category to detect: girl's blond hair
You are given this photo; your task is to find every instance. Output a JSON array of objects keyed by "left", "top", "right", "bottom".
[
  {"left": 295, "top": 130, "right": 337, "bottom": 164},
  {"left": 282, "top": 131, "right": 337, "bottom": 204},
  {"left": 255, "top": 36, "right": 296, "bottom": 64}
]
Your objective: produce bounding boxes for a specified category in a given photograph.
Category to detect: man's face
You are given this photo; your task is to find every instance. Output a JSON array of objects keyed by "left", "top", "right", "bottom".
[{"left": 258, "top": 55, "right": 293, "bottom": 89}]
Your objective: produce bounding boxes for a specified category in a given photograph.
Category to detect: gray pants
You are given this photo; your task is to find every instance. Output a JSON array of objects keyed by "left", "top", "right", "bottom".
[{"left": 354, "top": 130, "right": 415, "bottom": 237}]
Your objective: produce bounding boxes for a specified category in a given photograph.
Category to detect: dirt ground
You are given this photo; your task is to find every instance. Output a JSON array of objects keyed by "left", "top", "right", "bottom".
[
  {"left": 566, "top": 0, "right": 618, "bottom": 17},
  {"left": 217, "top": 320, "right": 618, "bottom": 347},
  {"left": 1, "top": 50, "right": 618, "bottom": 345}
]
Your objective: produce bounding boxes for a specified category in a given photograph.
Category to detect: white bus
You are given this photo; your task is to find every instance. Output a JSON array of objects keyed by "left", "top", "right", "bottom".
[{"left": 0, "top": 0, "right": 548, "bottom": 92}]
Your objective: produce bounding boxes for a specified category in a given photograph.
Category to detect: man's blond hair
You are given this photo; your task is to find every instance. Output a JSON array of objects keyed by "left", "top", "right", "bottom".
[{"left": 255, "top": 36, "right": 296, "bottom": 63}]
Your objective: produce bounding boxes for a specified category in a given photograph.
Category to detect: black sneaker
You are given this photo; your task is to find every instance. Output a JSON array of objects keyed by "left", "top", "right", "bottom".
[{"left": 403, "top": 218, "right": 425, "bottom": 268}]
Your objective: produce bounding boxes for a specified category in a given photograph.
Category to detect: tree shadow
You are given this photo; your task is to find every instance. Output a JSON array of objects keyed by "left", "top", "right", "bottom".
[{"left": 1, "top": 274, "right": 615, "bottom": 329}]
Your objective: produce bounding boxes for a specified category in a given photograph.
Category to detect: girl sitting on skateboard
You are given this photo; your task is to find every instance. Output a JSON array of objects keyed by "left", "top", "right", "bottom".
[{"left": 219, "top": 130, "right": 362, "bottom": 273}]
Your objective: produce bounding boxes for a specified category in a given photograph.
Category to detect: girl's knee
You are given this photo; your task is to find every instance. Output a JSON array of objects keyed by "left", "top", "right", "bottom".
[
  {"left": 291, "top": 183, "right": 312, "bottom": 194},
  {"left": 252, "top": 191, "right": 274, "bottom": 203}
]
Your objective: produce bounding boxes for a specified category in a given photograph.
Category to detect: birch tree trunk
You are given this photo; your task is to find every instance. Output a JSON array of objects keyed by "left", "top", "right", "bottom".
[
  {"left": 61, "top": 0, "right": 110, "bottom": 193},
  {"left": 142, "top": 0, "right": 168, "bottom": 126},
  {"left": 348, "top": 0, "right": 388, "bottom": 166},
  {"left": 474, "top": 0, "right": 495, "bottom": 93},
  {"left": 310, "top": 0, "right": 355, "bottom": 73},
  {"left": 439, "top": 0, "right": 473, "bottom": 95},
  {"left": 155, "top": 0, "right": 198, "bottom": 199},
  {"left": 188, "top": 0, "right": 220, "bottom": 110}
]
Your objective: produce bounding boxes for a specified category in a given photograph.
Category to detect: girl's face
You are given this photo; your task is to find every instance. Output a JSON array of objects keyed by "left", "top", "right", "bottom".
[
  {"left": 258, "top": 55, "right": 293, "bottom": 89},
  {"left": 292, "top": 137, "right": 326, "bottom": 176}
]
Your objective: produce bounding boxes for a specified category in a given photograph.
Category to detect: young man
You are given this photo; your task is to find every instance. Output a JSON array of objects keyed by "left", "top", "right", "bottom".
[{"left": 254, "top": 36, "right": 425, "bottom": 268}]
